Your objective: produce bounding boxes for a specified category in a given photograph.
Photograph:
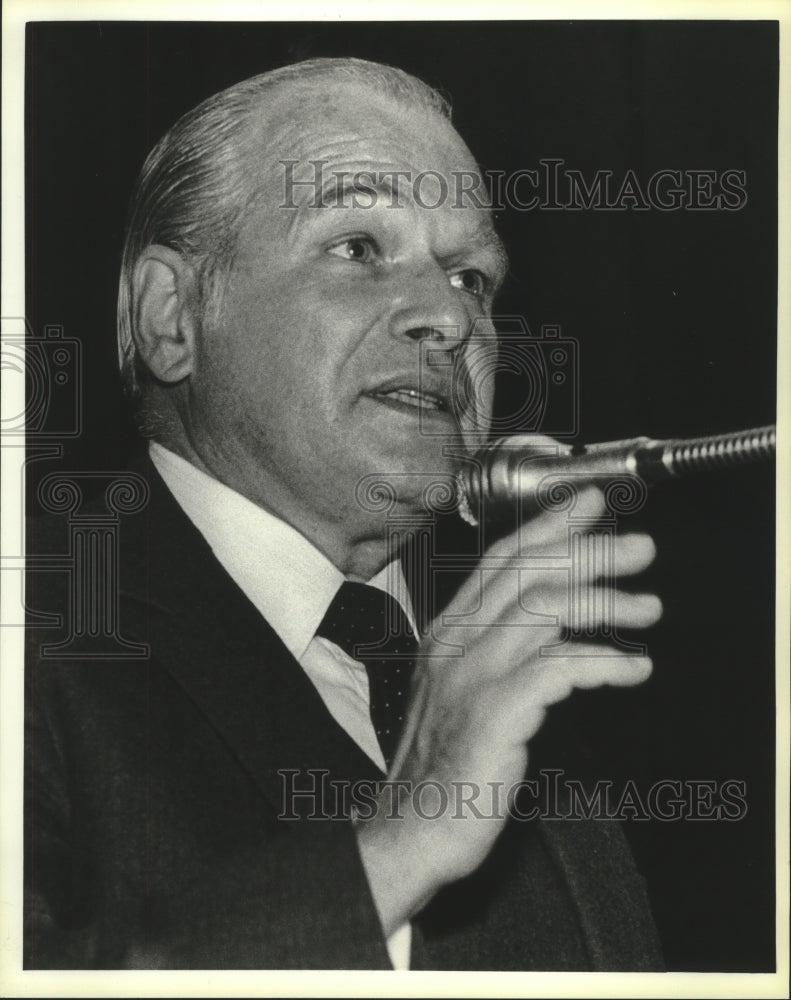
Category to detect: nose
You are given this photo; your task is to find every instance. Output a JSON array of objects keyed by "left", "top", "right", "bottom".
[{"left": 388, "top": 263, "right": 473, "bottom": 352}]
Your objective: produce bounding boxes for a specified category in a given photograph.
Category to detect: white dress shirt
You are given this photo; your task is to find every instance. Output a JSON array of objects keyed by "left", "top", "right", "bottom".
[{"left": 149, "top": 442, "right": 413, "bottom": 969}]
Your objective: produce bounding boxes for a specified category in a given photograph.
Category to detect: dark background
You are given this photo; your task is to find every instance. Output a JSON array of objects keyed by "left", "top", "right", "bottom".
[{"left": 25, "top": 21, "right": 777, "bottom": 971}]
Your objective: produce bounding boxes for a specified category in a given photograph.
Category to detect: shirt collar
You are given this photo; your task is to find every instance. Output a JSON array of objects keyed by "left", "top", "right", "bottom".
[{"left": 148, "top": 442, "right": 416, "bottom": 660}]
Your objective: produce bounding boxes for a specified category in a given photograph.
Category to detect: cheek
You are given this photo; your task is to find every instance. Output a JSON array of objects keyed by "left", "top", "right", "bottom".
[
  {"left": 203, "top": 265, "right": 391, "bottom": 415},
  {"left": 201, "top": 286, "right": 303, "bottom": 396},
  {"left": 456, "top": 337, "right": 497, "bottom": 446}
]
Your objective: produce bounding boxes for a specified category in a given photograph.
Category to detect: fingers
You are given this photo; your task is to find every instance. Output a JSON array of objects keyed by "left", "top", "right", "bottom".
[
  {"left": 483, "top": 488, "right": 657, "bottom": 572},
  {"left": 521, "top": 644, "right": 653, "bottom": 708},
  {"left": 500, "top": 643, "right": 653, "bottom": 741},
  {"left": 523, "top": 522, "right": 656, "bottom": 578},
  {"left": 610, "top": 533, "right": 657, "bottom": 576},
  {"left": 449, "top": 481, "right": 658, "bottom": 629},
  {"left": 546, "top": 644, "right": 654, "bottom": 690},
  {"left": 443, "top": 569, "right": 662, "bottom": 636},
  {"left": 491, "top": 486, "right": 607, "bottom": 554},
  {"left": 615, "top": 591, "right": 663, "bottom": 627},
  {"left": 564, "top": 589, "right": 663, "bottom": 630}
]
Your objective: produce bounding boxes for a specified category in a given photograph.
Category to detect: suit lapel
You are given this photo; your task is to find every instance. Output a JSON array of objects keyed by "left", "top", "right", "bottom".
[{"left": 118, "top": 453, "right": 384, "bottom": 817}]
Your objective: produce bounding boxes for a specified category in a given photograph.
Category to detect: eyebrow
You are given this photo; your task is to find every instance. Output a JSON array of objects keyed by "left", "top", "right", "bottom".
[
  {"left": 287, "top": 168, "right": 510, "bottom": 287},
  {"left": 284, "top": 172, "right": 403, "bottom": 237},
  {"left": 477, "top": 230, "right": 510, "bottom": 291},
  {"left": 307, "top": 171, "right": 406, "bottom": 211}
]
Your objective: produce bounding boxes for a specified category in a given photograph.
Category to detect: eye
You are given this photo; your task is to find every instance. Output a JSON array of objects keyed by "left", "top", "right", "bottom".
[
  {"left": 327, "top": 236, "right": 379, "bottom": 263},
  {"left": 450, "top": 268, "right": 489, "bottom": 298}
]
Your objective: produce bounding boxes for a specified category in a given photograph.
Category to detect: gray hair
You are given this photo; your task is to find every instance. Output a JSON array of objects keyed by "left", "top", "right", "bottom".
[{"left": 116, "top": 57, "right": 452, "bottom": 399}]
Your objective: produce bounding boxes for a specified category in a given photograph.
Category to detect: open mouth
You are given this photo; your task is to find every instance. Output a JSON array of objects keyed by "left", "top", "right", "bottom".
[{"left": 370, "top": 387, "right": 448, "bottom": 412}]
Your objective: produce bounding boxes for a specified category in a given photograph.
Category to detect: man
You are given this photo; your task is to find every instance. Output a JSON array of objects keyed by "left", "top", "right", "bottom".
[{"left": 25, "top": 58, "right": 663, "bottom": 970}]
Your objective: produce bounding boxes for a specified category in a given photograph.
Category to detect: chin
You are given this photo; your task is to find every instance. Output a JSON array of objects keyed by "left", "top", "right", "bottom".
[{"left": 351, "top": 461, "right": 459, "bottom": 523}]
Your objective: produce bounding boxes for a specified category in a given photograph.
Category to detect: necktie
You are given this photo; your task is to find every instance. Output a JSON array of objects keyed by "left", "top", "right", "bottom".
[{"left": 316, "top": 581, "right": 418, "bottom": 769}]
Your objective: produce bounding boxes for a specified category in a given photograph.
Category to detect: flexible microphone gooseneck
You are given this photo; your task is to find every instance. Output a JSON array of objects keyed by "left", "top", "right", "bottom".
[{"left": 455, "top": 425, "right": 776, "bottom": 524}]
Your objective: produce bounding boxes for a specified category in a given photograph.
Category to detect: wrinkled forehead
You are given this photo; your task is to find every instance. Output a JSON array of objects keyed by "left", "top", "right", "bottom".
[
  {"left": 264, "top": 80, "right": 471, "bottom": 164},
  {"left": 234, "top": 77, "right": 504, "bottom": 258}
]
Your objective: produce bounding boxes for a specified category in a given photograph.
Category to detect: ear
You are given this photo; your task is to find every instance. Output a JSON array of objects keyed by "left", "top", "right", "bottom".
[{"left": 132, "top": 245, "right": 201, "bottom": 384}]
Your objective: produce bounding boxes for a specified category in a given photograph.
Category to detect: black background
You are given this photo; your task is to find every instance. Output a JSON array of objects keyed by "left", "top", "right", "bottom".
[{"left": 25, "top": 21, "right": 777, "bottom": 971}]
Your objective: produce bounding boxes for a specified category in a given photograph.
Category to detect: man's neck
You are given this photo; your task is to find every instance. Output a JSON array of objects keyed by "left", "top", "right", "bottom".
[{"left": 151, "top": 430, "right": 395, "bottom": 582}]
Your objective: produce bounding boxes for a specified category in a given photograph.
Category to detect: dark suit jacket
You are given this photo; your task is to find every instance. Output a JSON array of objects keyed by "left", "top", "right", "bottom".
[{"left": 24, "top": 455, "right": 663, "bottom": 970}]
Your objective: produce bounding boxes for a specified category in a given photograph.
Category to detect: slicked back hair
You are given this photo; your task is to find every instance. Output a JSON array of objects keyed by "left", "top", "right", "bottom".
[{"left": 116, "top": 57, "right": 452, "bottom": 404}]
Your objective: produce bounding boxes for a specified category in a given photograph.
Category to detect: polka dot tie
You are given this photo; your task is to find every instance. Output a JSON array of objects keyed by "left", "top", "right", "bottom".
[{"left": 316, "top": 581, "right": 418, "bottom": 770}]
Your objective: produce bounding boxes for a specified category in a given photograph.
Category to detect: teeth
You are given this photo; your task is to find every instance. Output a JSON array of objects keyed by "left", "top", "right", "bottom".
[{"left": 381, "top": 389, "right": 442, "bottom": 410}]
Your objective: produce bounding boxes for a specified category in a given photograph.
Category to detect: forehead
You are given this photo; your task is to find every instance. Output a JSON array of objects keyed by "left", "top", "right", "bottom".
[
  {"left": 239, "top": 78, "right": 503, "bottom": 254},
  {"left": 255, "top": 77, "right": 478, "bottom": 174}
]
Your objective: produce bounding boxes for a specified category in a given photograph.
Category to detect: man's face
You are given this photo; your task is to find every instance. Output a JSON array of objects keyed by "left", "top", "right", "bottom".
[{"left": 187, "top": 80, "right": 506, "bottom": 538}]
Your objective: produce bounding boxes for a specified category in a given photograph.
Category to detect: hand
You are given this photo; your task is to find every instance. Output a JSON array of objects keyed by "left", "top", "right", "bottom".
[{"left": 355, "top": 485, "right": 661, "bottom": 934}]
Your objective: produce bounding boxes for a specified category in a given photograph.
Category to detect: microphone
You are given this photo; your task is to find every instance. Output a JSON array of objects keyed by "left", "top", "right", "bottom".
[{"left": 455, "top": 425, "right": 776, "bottom": 524}]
